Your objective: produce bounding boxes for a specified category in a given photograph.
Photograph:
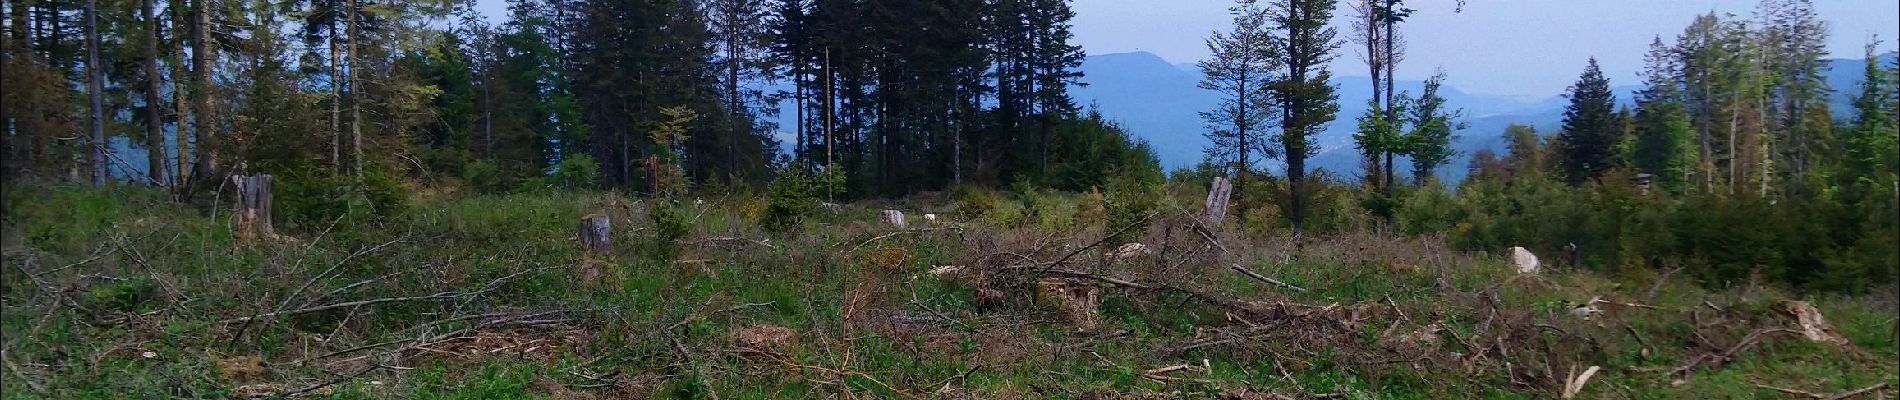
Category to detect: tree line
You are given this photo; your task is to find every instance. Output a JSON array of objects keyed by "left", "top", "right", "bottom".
[{"left": 0, "top": 0, "right": 1160, "bottom": 202}]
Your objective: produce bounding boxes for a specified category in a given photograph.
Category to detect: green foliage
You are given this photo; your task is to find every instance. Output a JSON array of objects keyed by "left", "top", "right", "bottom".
[
  {"left": 460, "top": 159, "right": 509, "bottom": 194},
  {"left": 276, "top": 167, "right": 410, "bottom": 230},
  {"left": 762, "top": 165, "right": 819, "bottom": 234},
  {"left": 548, "top": 155, "right": 600, "bottom": 190},
  {"left": 1103, "top": 175, "right": 1159, "bottom": 245},
  {"left": 1402, "top": 70, "right": 1465, "bottom": 182},
  {"left": 645, "top": 199, "right": 690, "bottom": 262},
  {"left": 1558, "top": 58, "right": 1623, "bottom": 185},
  {"left": 84, "top": 278, "right": 158, "bottom": 313}
]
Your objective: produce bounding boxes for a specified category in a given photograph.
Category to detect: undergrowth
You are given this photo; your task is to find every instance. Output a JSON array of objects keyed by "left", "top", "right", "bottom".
[{"left": 1, "top": 183, "right": 1894, "bottom": 399}]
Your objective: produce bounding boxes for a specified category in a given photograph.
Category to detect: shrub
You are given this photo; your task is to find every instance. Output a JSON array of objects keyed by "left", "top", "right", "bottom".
[
  {"left": 645, "top": 199, "right": 690, "bottom": 262},
  {"left": 948, "top": 185, "right": 999, "bottom": 223},
  {"left": 549, "top": 155, "right": 600, "bottom": 191},
  {"left": 762, "top": 166, "right": 819, "bottom": 233},
  {"left": 461, "top": 159, "right": 509, "bottom": 194},
  {"left": 1103, "top": 175, "right": 1158, "bottom": 245}
]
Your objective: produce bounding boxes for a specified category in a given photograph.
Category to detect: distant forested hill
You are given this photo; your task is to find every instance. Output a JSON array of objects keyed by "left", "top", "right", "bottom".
[{"left": 1054, "top": 51, "right": 1895, "bottom": 183}]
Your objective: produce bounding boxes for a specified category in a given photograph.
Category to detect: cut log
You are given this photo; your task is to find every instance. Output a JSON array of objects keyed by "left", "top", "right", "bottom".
[
  {"left": 1203, "top": 176, "right": 1232, "bottom": 227},
  {"left": 231, "top": 174, "right": 274, "bottom": 242},
  {"left": 579, "top": 214, "right": 611, "bottom": 252}
]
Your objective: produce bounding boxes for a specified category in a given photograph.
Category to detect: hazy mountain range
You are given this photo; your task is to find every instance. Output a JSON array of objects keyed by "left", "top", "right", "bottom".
[{"left": 1070, "top": 51, "right": 1895, "bottom": 182}]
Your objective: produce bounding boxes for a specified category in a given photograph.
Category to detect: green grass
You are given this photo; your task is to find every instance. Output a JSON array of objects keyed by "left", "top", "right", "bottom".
[{"left": 2, "top": 183, "right": 1893, "bottom": 398}]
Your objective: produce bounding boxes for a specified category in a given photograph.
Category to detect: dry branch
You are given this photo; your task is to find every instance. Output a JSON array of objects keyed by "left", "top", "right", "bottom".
[{"left": 1230, "top": 264, "right": 1306, "bottom": 292}]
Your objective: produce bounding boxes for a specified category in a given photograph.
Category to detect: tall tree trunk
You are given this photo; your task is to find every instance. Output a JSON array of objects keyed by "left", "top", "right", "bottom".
[
  {"left": 823, "top": 49, "right": 833, "bottom": 168},
  {"left": 1380, "top": 0, "right": 1396, "bottom": 198},
  {"left": 330, "top": 20, "right": 342, "bottom": 171},
  {"left": 173, "top": 0, "right": 190, "bottom": 182},
  {"left": 142, "top": 0, "right": 166, "bottom": 185},
  {"left": 347, "top": 0, "right": 361, "bottom": 178},
  {"left": 84, "top": 0, "right": 104, "bottom": 185},
  {"left": 190, "top": 0, "right": 215, "bottom": 184}
]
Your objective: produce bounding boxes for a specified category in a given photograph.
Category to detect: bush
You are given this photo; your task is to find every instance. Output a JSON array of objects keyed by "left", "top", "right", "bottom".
[
  {"left": 644, "top": 199, "right": 691, "bottom": 262},
  {"left": 549, "top": 155, "right": 600, "bottom": 191},
  {"left": 762, "top": 166, "right": 819, "bottom": 233},
  {"left": 1103, "top": 175, "right": 1158, "bottom": 245},
  {"left": 461, "top": 159, "right": 509, "bottom": 194},
  {"left": 948, "top": 185, "right": 999, "bottom": 223},
  {"left": 275, "top": 166, "right": 411, "bottom": 231}
]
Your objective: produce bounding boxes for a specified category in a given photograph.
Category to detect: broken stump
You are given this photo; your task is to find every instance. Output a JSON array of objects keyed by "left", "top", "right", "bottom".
[
  {"left": 880, "top": 209, "right": 907, "bottom": 228},
  {"left": 231, "top": 174, "right": 274, "bottom": 243},
  {"left": 1035, "top": 278, "right": 1101, "bottom": 331},
  {"left": 579, "top": 214, "right": 612, "bottom": 252},
  {"left": 1204, "top": 176, "right": 1232, "bottom": 227}
]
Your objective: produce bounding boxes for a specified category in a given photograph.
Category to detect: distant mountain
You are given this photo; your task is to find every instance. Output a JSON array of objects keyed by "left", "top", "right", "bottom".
[{"left": 1069, "top": 51, "right": 1891, "bottom": 183}]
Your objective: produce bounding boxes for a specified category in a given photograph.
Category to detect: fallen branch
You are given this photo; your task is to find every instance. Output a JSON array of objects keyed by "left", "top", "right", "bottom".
[
  {"left": 681, "top": 236, "right": 777, "bottom": 250},
  {"left": 1230, "top": 264, "right": 1306, "bottom": 293},
  {"left": 225, "top": 266, "right": 558, "bottom": 324},
  {"left": 1826, "top": 383, "right": 1890, "bottom": 400},
  {"left": 1560, "top": 365, "right": 1600, "bottom": 399},
  {"left": 1039, "top": 212, "right": 1157, "bottom": 274},
  {"left": 284, "top": 365, "right": 381, "bottom": 397}
]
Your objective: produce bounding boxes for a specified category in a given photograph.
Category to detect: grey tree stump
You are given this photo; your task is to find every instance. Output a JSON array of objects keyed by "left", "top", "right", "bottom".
[
  {"left": 231, "top": 174, "right": 274, "bottom": 242},
  {"left": 1203, "top": 176, "right": 1232, "bottom": 227},
  {"left": 579, "top": 214, "right": 612, "bottom": 252}
]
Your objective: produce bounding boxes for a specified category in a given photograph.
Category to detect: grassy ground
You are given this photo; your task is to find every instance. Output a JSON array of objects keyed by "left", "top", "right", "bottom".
[{"left": 2, "top": 184, "right": 1894, "bottom": 399}]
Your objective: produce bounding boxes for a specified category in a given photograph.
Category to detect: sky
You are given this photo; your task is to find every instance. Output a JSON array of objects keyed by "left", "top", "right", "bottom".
[
  {"left": 1074, "top": 0, "right": 1899, "bottom": 97},
  {"left": 472, "top": 0, "right": 1899, "bottom": 97}
]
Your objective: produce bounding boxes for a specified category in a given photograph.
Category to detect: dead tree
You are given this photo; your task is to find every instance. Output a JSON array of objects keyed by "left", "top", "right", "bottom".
[
  {"left": 232, "top": 174, "right": 274, "bottom": 242},
  {"left": 579, "top": 214, "right": 612, "bottom": 252}
]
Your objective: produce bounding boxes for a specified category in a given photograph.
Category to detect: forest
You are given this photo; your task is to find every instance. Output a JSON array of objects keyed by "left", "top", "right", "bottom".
[{"left": 1, "top": 0, "right": 1896, "bottom": 397}]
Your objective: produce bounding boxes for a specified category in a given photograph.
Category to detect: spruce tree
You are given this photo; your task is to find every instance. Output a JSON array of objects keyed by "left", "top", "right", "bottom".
[
  {"left": 1403, "top": 69, "right": 1462, "bottom": 184},
  {"left": 1558, "top": 57, "right": 1619, "bottom": 185},
  {"left": 1271, "top": 0, "right": 1340, "bottom": 237},
  {"left": 1632, "top": 37, "right": 1693, "bottom": 192}
]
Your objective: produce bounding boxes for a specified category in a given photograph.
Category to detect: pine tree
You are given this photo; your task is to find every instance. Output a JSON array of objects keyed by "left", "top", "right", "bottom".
[
  {"left": 1270, "top": 0, "right": 1340, "bottom": 237},
  {"left": 1403, "top": 69, "right": 1462, "bottom": 184},
  {"left": 1558, "top": 57, "right": 1618, "bottom": 185},
  {"left": 1198, "top": 0, "right": 1280, "bottom": 221},
  {"left": 1632, "top": 37, "right": 1693, "bottom": 192}
]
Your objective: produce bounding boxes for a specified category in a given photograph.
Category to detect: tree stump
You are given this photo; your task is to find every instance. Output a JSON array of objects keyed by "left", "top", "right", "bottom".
[
  {"left": 231, "top": 174, "right": 274, "bottom": 242},
  {"left": 1035, "top": 278, "right": 1101, "bottom": 331},
  {"left": 879, "top": 210, "right": 907, "bottom": 228},
  {"left": 1204, "top": 176, "right": 1232, "bottom": 227},
  {"left": 579, "top": 214, "right": 612, "bottom": 252}
]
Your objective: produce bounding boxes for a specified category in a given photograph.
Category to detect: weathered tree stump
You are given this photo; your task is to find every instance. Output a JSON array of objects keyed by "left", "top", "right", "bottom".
[
  {"left": 579, "top": 214, "right": 611, "bottom": 252},
  {"left": 1035, "top": 278, "right": 1101, "bottom": 331},
  {"left": 1204, "top": 176, "right": 1232, "bottom": 227},
  {"left": 231, "top": 174, "right": 274, "bottom": 242},
  {"left": 879, "top": 210, "right": 907, "bottom": 228}
]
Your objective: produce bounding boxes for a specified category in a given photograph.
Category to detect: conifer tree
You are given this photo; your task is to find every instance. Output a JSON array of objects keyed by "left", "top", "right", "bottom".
[
  {"left": 1270, "top": 0, "right": 1340, "bottom": 237},
  {"left": 1558, "top": 57, "right": 1619, "bottom": 185}
]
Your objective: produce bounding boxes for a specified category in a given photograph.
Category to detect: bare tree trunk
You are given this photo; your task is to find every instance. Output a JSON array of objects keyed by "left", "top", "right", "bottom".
[
  {"left": 330, "top": 20, "right": 342, "bottom": 172},
  {"left": 172, "top": 0, "right": 191, "bottom": 183},
  {"left": 143, "top": 0, "right": 166, "bottom": 186},
  {"left": 190, "top": 0, "right": 216, "bottom": 185},
  {"left": 347, "top": 0, "right": 362, "bottom": 178},
  {"left": 85, "top": 0, "right": 105, "bottom": 185}
]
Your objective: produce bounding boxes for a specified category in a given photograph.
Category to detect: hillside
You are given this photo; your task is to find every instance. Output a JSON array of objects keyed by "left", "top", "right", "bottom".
[{"left": 2, "top": 185, "right": 1892, "bottom": 398}]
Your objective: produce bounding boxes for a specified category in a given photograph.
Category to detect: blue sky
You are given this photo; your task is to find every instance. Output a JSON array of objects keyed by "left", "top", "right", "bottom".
[{"left": 472, "top": 0, "right": 1899, "bottom": 97}]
